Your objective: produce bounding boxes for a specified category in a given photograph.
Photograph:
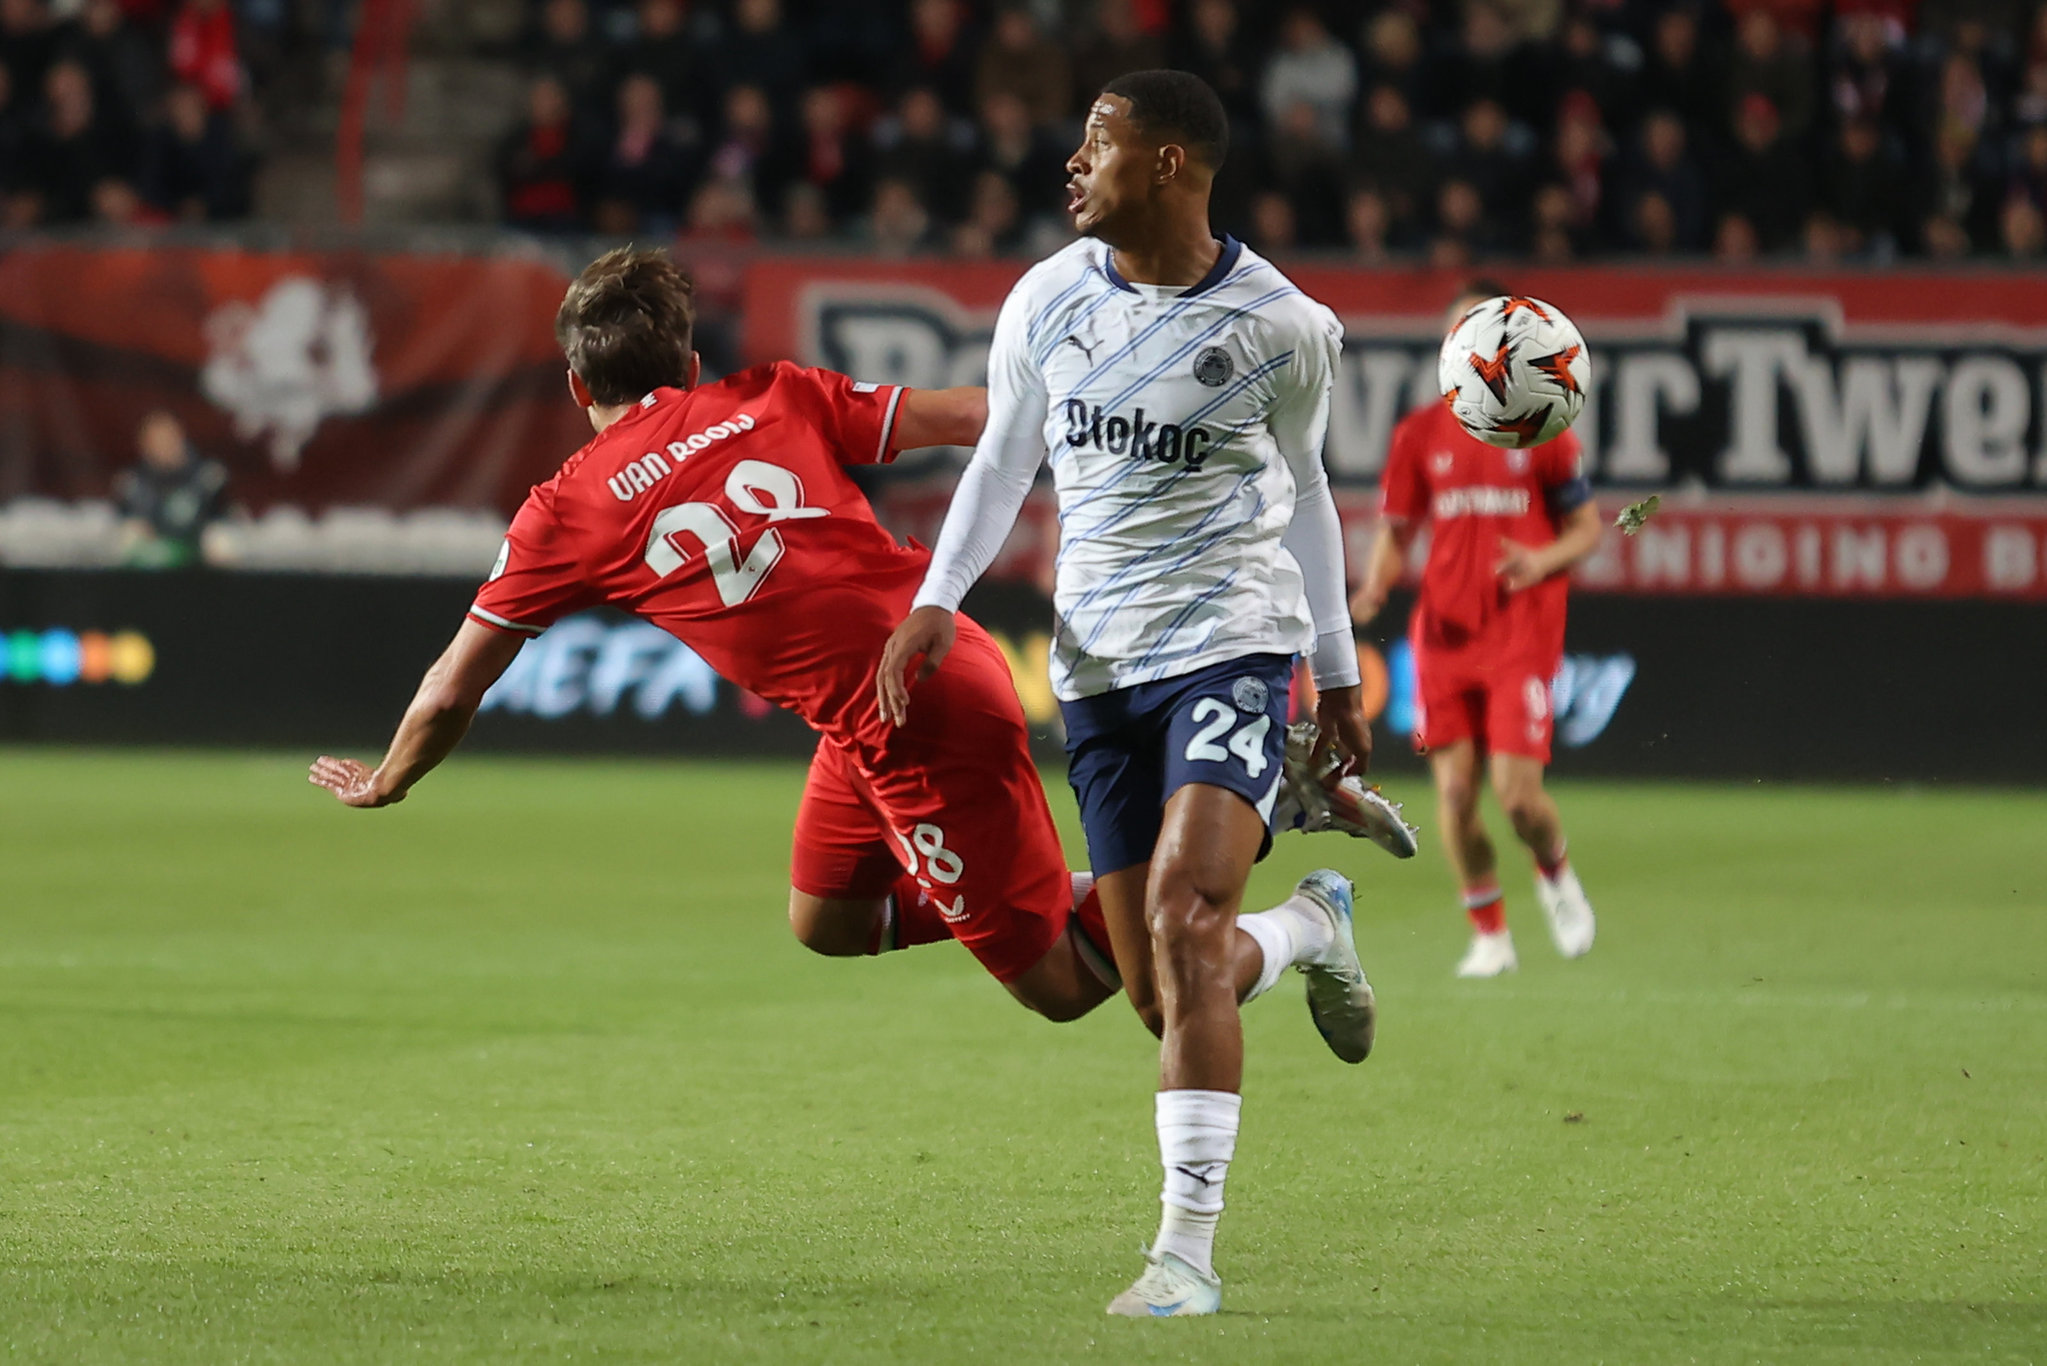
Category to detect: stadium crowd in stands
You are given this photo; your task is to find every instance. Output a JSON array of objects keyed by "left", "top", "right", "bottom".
[
  {"left": 0, "top": 0, "right": 257, "bottom": 223},
  {"left": 498, "top": 0, "right": 2047, "bottom": 261},
  {"left": 5, "top": 0, "right": 2047, "bottom": 260}
]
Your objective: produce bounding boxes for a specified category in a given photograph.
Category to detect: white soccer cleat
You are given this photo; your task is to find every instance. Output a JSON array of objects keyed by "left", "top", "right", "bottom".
[
  {"left": 1105, "top": 1248, "right": 1223, "bottom": 1318},
  {"left": 1455, "top": 929, "right": 1518, "bottom": 978},
  {"left": 1277, "top": 722, "right": 1419, "bottom": 859},
  {"left": 1536, "top": 866, "right": 1596, "bottom": 958},
  {"left": 1292, "top": 869, "right": 1375, "bottom": 1064}
]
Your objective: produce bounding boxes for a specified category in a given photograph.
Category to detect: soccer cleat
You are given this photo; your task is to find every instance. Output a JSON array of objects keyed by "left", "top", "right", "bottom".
[
  {"left": 1292, "top": 869, "right": 1376, "bottom": 1064},
  {"left": 1276, "top": 722, "right": 1420, "bottom": 859},
  {"left": 1535, "top": 866, "right": 1596, "bottom": 958},
  {"left": 1105, "top": 1248, "right": 1223, "bottom": 1318},
  {"left": 1455, "top": 929, "right": 1518, "bottom": 978}
]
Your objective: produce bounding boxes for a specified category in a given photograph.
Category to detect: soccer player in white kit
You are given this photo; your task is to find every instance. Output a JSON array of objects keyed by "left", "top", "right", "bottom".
[{"left": 877, "top": 71, "right": 1375, "bottom": 1316}]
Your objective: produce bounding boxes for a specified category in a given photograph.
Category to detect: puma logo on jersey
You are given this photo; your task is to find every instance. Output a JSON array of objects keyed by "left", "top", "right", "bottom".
[
  {"left": 607, "top": 412, "right": 758, "bottom": 503},
  {"left": 1062, "top": 334, "right": 1099, "bottom": 360},
  {"left": 1062, "top": 400, "right": 1215, "bottom": 471}
]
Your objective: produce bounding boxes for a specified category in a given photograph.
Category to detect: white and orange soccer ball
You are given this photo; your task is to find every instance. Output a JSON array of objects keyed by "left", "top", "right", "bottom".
[{"left": 1436, "top": 295, "right": 1591, "bottom": 448}]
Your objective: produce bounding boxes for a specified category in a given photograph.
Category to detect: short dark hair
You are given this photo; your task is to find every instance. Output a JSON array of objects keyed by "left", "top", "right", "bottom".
[
  {"left": 1100, "top": 69, "right": 1229, "bottom": 169},
  {"left": 555, "top": 246, "right": 696, "bottom": 406}
]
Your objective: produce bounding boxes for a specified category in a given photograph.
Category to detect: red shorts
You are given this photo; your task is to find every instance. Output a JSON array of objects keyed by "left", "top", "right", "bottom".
[
  {"left": 789, "top": 620, "right": 1072, "bottom": 983},
  {"left": 1412, "top": 641, "right": 1559, "bottom": 764}
]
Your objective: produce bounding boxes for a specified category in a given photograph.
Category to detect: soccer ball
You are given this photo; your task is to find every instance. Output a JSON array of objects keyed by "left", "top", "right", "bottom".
[{"left": 1437, "top": 295, "right": 1591, "bottom": 448}]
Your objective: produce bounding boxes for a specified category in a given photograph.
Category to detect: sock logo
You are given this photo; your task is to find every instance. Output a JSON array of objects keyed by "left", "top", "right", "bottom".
[
  {"left": 1062, "top": 401, "right": 1215, "bottom": 471},
  {"left": 1172, "top": 1163, "right": 1224, "bottom": 1189}
]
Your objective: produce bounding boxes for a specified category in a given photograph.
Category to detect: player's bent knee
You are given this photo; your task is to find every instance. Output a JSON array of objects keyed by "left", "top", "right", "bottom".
[{"left": 786, "top": 891, "right": 872, "bottom": 957}]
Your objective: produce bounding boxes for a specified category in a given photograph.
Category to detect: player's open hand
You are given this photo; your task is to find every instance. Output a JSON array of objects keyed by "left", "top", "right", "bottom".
[
  {"left": 1312, "top": 684, "right": 1375, "bottom": 776},
  {"left": 309, "top": 756, "right": 403, "bottom": 808},
  {"left": 1495, "top": 537, "right": 1548, "bottom": 593},
  {"left": 877, "top": 606, "right": 957, "bottom": 727},
  {"left": 1348, "top": 584, "right": 1386, "bottom": 626}
]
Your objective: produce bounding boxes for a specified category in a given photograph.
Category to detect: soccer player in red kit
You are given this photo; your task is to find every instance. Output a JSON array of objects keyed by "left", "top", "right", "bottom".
[
  {"left": 309, "top": 247, "right": 1122, "bottom": 1020},
  {"left": 1350, "top": 283, "right": 1606, "bottom": 979}
]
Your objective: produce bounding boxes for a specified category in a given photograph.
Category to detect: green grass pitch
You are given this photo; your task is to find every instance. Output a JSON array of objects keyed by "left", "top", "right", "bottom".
[{"left": 1, "top": 749, "right": 2043, "bottom": 1364}]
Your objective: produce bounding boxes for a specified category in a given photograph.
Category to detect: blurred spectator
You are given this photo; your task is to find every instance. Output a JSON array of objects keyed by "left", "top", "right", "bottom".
[
  {"left": 1349, "top": 83, "right": 1432, "bottom": 242},
  {"left": 949, "top": 167, "right": 1022, "bottom": 256},
  {"left": 1916, "top": 122, "right": 1997, "bottom": 250},
  {"left": 1824, "top": 117, "right": 1904, "bottom": 256},
  {"left": 791, "top": 84, "right": 872, "bottom": 225},
  {"left": 1554, "top": 12, "right": 1641, "bottom": 131},
  {"left": 1930, "top": 51, "right": 1994, "bottom": 151},
  {"left": 1265, "top": 96, "right": 1345, "bottom": 245},
  {"left": 706, "top": 83, "right": 785, "bottom": 213},
  {"left": 1344, "top": 186, "right": 1393, "bottom": 261},
  {"left": 116, "top": 410, "right": 228, "bottom": 570},
  {"left": 0, "top": 0, "right": 55, "bottom": 102},
  {"left": 2016, "top": 8, "right": 2047, "bottom": 124},
  {"left": 896, "top": 0, "right": 977, "bottom": 118},
  {"left": 779, "top": 179, "right": 830, "bottom": 240},
  {"left": 497, "top": 73, "right": 583, "bottom": 230},
  {"left": 1455, "top": 97, "right": 1535, "bottom": 236},
  {"left": 1170, "top": 0, "right": 1261, "bottom": 130},
  {"left": 587, "top": 72, "right": 696, "bottom": 235},
  {"left": 1726, "top": 8, "right": 1813, "bottom": 139},
  {"left": 1713, "top": 210, "right": 1760, "bottom": 260},
  {"left": 167, "top": 0, "right": 241, "bottom": 112},
  {"left": 1529, "top": 182, "right": 1580, "bottom": 260},
  {"left": 1547, "top": 90, "right": 1608, "bottom": 245},
  {"left": 874, "top": 84, "right": 973, "bottom": 223},
  {"left": 59, "top": 0, "right": 159, "bottom": 138},
  {"left": 527, "top": 0, "right": 606, "bottom": 114},
  {"left": 2009, "top": 124, "right": 2047, "bottom": 212},
  {"left": 864, "top": 174, "right": 934, "bottom": 254},
  {"left": 1639, "top": 7, "right": 1722, "bottom": 149},
  {"left": 718, "top": 0, "right": 805, "bottom": 119},
  {"left": 974, "top": 88, "right": 1067, "bottom": 223},
  {"left": 1441, "top": 1, "right": 1546, "bottom": 126},
  {"left": 140, "top": 80, "right": 246, "bottom": 220},
  {"left": 1248, "top": 187, "right": 1297, "bottom": 255},
  {"left": 1433, "top": 176, "right": 1508, "bottom": 258},
  {"left": 614, "top": 0, "right": 709, "bottom": 133},
  {"left": 1802, "top": 209, "right": 1845, "bottom": 262},
  {"left": 1715, "top": 92, "right": 1809, "bottom": 250},
  {"left": 1355, "top": 9, "right": 1426, "bottom": 114},
  {"left": 1492, "top": 0, "right": 1566, "bottom": 44},
  {"left": 1827, "top": 12, "right": 1907, "bottom": 140},
  {"left": 0, "top": 66, "right": 25, "bottom": 222},
  {"left": 1072, "top": 0, "right": 1163, "bottom": 114},
  {"left": 18, "top": 57, "right": 133, "bottom": 223},
  {"left": 677, "top": 175, "right": 756, "bottom": 374},
  {"left": 2000, "top": 194, "right": 2045, "bottom": 256},
  {"left": 1260, "top": 7, "right": 1355, "bottom": 151},
  {"left": 1619, "top": 107, "right": 1709, "bottom": 250},
  {"left": 974, "top": 5, "right": 1067, "bottom": 129}
]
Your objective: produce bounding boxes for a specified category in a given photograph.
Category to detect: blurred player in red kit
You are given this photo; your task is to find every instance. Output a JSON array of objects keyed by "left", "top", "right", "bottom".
[
  {"left": 310, "top": 247, "right": 1124, "bottom": 1019},
  {"left": 1350, "top": 281, "right": 1606, "bottom": 978}
]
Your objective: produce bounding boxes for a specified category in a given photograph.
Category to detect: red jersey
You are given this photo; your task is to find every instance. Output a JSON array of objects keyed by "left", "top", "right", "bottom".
[
  {"left": 1379, "top": 401, "right": 1588, "bottom": 662},
  {"left": 468, "top": 361, "right": 926, "bottom": 753}
]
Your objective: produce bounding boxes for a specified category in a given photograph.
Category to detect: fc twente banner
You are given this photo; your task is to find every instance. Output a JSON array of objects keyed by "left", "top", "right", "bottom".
[
  {"left": 746, "top": 255, "right": 2047, "bottom": 600},
  {"left": 0, "top": 244, "right": 588, "bottom": 513}
]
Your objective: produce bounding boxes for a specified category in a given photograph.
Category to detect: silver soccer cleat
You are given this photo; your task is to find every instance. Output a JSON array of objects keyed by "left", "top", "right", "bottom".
[{"left": 1276, "top": 722, "right": 1419, "bottom": 859}]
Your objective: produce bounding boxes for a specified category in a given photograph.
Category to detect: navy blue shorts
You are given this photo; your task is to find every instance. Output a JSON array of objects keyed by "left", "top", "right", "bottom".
[{"left": 1060, "top": 653, "right": 1294, "bottom": 877}]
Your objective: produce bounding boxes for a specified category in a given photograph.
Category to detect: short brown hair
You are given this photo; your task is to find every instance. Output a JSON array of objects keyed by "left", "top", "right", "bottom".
[{"left": 554, "top": 247, "right": 696, "bottom": 406}]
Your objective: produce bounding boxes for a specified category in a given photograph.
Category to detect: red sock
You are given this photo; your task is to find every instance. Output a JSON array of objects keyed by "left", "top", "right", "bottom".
[
  {"left": 1535, "top": 844, "right": 1569, "bottom": 881},
  {"left": 1464, "top": 880, "right": 1506, "bottom": 936},
  {"left": 868, "top": 874, "right": 956, "bottom": 954}
]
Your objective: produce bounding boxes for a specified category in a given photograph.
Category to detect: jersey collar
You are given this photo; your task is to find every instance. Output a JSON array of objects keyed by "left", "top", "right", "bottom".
[{"left": 1102, "top": 235, "right": 1242, "bottom": 298}]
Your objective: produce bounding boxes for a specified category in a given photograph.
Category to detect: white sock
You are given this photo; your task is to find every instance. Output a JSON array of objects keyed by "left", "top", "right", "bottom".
[
  {"left": 1153, "top": 1088, "right": 1241, "bottom": 1279},
  {"left": 1236, "top": 895, "right": 1336, "bottom": 1003}
]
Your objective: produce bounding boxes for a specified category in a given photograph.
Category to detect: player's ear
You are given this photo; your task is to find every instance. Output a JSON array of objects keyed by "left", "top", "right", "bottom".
[
  {"left": 566, "top": 368, "right": 594, "bottom": 409},
  {"left": 684, "top": 351, "right": 702, "bottom": 391},
  {"left": 1155, "top": 142, "right": 1184, "bottom": 186}
]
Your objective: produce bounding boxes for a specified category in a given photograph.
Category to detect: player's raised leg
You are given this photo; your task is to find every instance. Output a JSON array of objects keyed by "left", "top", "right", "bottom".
[
  {"left": 1434, "top": 740, "right": 1518, "bottom": 978},
  {"left": 1490, "top": 751, "right": 1594, "bottom": 958}
]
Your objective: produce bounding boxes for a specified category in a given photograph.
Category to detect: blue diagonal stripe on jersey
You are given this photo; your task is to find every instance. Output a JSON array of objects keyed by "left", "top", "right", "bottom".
[
  {"left": 1032, "top": 284, "right": 1124, "bottom": 369},
  {"left": 1093, "top": 288, "right": 1293, "bottom": 414},
  {"left": 1063, "top": 275, "right": 1277, "bottom": 400},
  {"left": 1180, "top": 350, "right": 1295, "bottom": 426},
  {"left": 1129, "top": 568, "right": 1242, "bottom": 671},
  {"left": 1023, "top": 270, "right": 1099, "bottom": 352},
  {"left": 1063, "top": 464, "right": 1258, "bottom": 599},
  {"left": 1074, "top": 487, "right": 1266, "bottom": 655}
]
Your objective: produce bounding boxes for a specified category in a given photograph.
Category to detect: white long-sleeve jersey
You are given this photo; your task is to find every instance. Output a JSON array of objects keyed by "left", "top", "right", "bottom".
[{"left": 911, "top": 235, "right": 1359, "bottom": 701}]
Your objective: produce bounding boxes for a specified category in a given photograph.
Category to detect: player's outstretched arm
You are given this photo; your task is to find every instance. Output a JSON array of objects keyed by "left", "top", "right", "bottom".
[
  {"left": 891, "top": 387, "right": 988, "bottom": 451},
  {"left": 1350, "top": 520, "right": 1412, "bottom": 625},
  {"left": 309, "top": 619, "right": 525, "bottom": 807}
]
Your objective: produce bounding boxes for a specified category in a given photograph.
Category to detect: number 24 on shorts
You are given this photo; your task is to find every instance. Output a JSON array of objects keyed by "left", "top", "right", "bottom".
[{"left": 1184, "top": 699, "right": 1271, "bottom": 777}]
